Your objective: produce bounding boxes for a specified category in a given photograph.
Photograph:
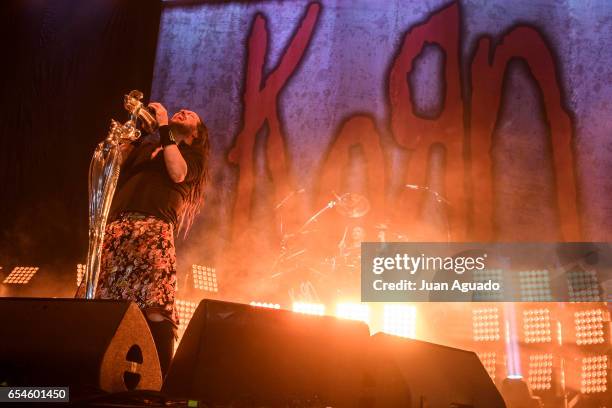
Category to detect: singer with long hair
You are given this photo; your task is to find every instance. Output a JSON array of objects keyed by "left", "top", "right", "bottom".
[{"left": 78, "top": 102, "right": 209, "bottom": 377}]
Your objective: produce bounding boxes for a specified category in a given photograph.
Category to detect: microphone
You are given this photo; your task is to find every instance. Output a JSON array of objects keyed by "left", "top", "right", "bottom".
[
  {"left": 141, "top": 106, "right": 159, "bottom": 131},
  {"left": 123, "top": 91, "right": 158, "bottom": 131},
  {"left": 146, "top": 105, "right": 157, "bottom": 117}
]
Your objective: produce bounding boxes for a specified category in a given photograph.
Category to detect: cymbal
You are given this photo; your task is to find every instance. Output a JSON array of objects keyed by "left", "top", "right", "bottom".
[{"left": 335, "top": 193, "right": 370, "bottom": 218}]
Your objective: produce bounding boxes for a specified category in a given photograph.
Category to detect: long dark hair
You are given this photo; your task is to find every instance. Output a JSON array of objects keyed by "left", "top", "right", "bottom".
[{"left": 177, "top": 115, "right": 210, "bottom": 237}]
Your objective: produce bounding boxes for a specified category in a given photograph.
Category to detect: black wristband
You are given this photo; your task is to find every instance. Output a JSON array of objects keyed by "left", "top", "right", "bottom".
[{"left": 159, "top": 125, "right": 176, "bottom": 147}]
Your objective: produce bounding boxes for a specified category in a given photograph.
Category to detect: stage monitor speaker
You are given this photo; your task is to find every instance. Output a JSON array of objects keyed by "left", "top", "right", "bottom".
[
  {"left": 163, "top": 299, "right": 371, "bottom": 407},
  {"left": 0, "top": 298, "right": 161, "bottom": 393},
  {"left": 368, "top": 333, "right": 506, "bottom": 408}
]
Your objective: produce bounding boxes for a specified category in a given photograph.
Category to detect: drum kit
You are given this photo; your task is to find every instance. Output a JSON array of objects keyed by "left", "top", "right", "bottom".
[
  {"left": 269, "top": 190, "right": 368, "bottom": 302},
  {"left": 266, "top": 184, "right": 452, "bottom": 303}
]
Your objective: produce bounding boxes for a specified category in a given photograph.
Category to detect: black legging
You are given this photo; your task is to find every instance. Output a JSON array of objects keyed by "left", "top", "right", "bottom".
[{"left": 146, "top": 319, "right": 175, "bottom": 379}]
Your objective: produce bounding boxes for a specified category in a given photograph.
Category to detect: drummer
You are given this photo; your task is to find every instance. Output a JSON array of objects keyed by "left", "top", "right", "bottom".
[
  {"left": 349, "top": 225, "right": 367, "bottom": 249},
  {"left": 340, "top": 224, "right": 370, "bottom": 262}
]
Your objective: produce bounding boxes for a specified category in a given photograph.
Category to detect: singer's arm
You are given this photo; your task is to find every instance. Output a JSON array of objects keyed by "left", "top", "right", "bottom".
[
  {"left": 161, "top": 133, "right": 188, "bottom": 183},
  {"left": 148, "top": 102, "right": 188, "bottom": 184}
]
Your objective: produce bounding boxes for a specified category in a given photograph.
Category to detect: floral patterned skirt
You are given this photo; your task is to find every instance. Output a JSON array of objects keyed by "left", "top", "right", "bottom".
[{"left": 77, "top": 213, "right": 179, "bottom": 329}]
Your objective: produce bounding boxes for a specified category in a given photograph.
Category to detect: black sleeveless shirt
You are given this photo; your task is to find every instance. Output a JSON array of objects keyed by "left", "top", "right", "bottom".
[{"left": 109, "top": 132, "right": 204, "bottom": 226}]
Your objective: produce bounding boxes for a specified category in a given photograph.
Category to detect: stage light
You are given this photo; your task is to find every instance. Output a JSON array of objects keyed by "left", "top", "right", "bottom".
[
  {"left": 478, "top": 351, "right": 498, "bottom": 380},
  {"left": 175, "top": 299, "right": 199, "bottom": 336},
  {"left": 382, "top": 304, "right": 416, "bottom": 338},
  {"left": 527, "top": 353, "right": 554, "bottom": 391},
  {"left": 76, "top": 264, "right": 86, "bottom": 287},
  {"left": 473, "top": 269, "right": 504, "bottom": 301},
  {"left": 567, "top": 269, "right": 601, "bottom": 302},
  {"left": 3, "top": 266, "right": 39, "bottom": 284},
  {"left": 518, "top": 270, "right": 552, "bottom": 301},
  {"left": 580, "top": 355, "right": 608, "bottom": 394},
  {"left": 336, "top": 303, "right": 370, "bottom": 325},
  {"left": 603, "top": 279, "right": 612, "bottom": 303},
  {"left": 522, "top": 308, "right": 552, "bottom": 344},
  {"left": 191, "top": 264, "right": 218, "bottom": 292},
  {"left": 292, "top": 302, "right": 325, "bottom": 316},
  {"left": 505, "top": 318, "right": 523, "bottom": 380},
  {"left": 574, "top": 309, "right": 609, "bottom": 346},
  {"left": 472, "top": 307, "right": 501, "bottom": 342},
  {"left": 250, "top": 301, "right": 281, "bottom": 309}
]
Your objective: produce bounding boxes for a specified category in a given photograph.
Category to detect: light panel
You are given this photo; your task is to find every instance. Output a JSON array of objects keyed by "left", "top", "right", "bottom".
[
  {"left": 478, "top": 351, "right": 498, "bottom": 380},
  {"left": 336, "top": 303, "right": 370, "bottom": 325},
  {"left": 76, "top": 264, "right": 86, "bottom": 287},
  {"left": 250, "top": 301, "right": 281, "bottom": 309},
  {"left": 523, "top": 308, "right": 552, "bottom": 344},
  {"left": 3, "top": 266, "right": 39, "bottom": 284},
  {"left": 580, "top": 355, "right": 608, "bottom": 394},
  {"left": 519, "top": 270, "right": 552, "bottom": 301},
  {"left": 175, "top": 299, "right": 199, "bottom": 335},
  {"left": 575, "top": 309, "right": 609, "bottom": 346},
  {"left": 567, "top": 269, "right": 601, "bottom": 302},
  {"left": 527, "top": 353, "right": 554, "bottom": 391},
  {"left": 473, "top": 307, "right": 501, "bottom": 342},
  {"left": 293, "top": 302, "right": 325, "bottom": 316},
  {"left": 473, "top": 269, "right": 504, "bottom": 301},
  {"left": 191, "top": 264, "right": 218, "bottom": 292},
  {"left": 383, "top": 304, "right": 416, "bottom": 338}
]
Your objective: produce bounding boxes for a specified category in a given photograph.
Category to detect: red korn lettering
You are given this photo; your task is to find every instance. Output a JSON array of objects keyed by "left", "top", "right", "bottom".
[{"left": 229, "top": 1, "right": 580, "bottom": 244}]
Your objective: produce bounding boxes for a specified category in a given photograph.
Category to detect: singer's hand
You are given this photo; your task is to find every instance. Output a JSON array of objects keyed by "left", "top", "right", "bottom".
[{"left": 148, "top": 102, "right": 168, "bottom": 126}]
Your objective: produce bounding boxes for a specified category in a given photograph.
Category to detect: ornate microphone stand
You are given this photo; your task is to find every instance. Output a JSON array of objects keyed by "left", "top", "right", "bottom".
[{"left": 84, "top": 90, "right": 157, "bottom": 299}]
